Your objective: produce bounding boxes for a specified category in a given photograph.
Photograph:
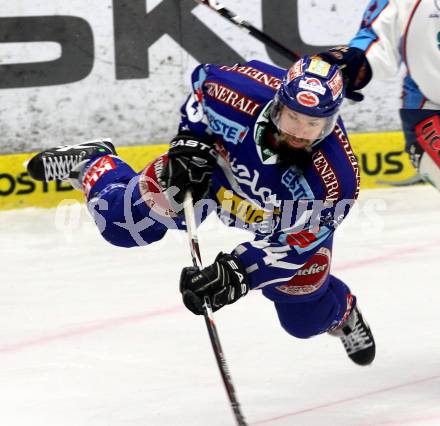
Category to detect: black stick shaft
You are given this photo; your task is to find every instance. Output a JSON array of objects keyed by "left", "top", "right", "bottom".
[
  {"left": 183, "top": 193, "right": 248, "bottom": 426},
  {"left": 194, "top": 0, "right": 300, "bottom": 62},
  {"left": 203, "top": 299, "right": 247, "bottom": 425}
]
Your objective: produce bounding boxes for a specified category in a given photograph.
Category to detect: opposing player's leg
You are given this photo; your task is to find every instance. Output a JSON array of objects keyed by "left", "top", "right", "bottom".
[
  {"left": 27, "top": 140, "right": 184, "bottom": 247},
  {"left": 270, "top": 239, "right": 375, "bottom": 366},
  {"left": 400, "top": 109, "right": 440, "bottom": 191},
  {"left": 415, "top": 113, "right": 440, "bottom": 190}
]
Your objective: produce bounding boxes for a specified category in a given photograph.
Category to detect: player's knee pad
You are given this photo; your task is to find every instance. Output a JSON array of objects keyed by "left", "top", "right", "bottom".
[{"left": 274, "top": 275, "right": 355, "bottom": 339}]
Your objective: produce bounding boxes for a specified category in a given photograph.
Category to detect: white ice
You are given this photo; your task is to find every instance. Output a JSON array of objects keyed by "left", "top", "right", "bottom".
[{"left": 1, "top": 186, "right": 440, "bottom": 426}]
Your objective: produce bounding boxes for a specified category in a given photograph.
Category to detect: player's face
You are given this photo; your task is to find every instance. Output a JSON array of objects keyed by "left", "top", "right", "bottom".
[{"left": 277, "top": 107, "right": 327, "bottom": 150}]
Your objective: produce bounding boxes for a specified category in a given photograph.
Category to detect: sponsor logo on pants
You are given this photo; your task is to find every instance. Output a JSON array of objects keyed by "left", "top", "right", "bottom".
[{"left": 276, "top": 247, "right": 331, "bottom": 296}]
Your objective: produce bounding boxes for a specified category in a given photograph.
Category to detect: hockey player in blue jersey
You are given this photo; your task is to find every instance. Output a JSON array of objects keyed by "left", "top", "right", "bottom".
[{"left": 27, "top": 55, "right": 375, "bottom": 366}]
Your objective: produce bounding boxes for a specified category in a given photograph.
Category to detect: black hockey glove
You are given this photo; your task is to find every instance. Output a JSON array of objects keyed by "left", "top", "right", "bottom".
[
  {"left": 160, "top": 134, "right": 217, "bottom": 211},
  {"left": 180, "top": 253, "right": 249, "bottom": 315},
  {"left": 317, "top": 46, "right": 372, "bottom": 102}
]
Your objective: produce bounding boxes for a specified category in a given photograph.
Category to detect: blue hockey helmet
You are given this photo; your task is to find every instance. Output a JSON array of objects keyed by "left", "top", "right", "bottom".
[{"left": 271, "top": 56, "right": 345, "bottom": 143}]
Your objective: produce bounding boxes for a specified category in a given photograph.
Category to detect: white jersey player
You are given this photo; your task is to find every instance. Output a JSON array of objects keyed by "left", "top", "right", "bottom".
[{"left": 318, "top": 0, "right": 440, "bottom": 190}]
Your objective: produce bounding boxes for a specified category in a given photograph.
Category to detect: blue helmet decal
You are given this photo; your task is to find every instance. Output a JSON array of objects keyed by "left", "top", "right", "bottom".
[{"left": 277, "top": 56, "right": 345, "bottom": 118}]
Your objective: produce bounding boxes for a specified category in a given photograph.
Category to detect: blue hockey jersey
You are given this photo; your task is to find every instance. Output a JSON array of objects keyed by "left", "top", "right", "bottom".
[{"left": 176, "top": 60, "right": 361, "bottom": 302}]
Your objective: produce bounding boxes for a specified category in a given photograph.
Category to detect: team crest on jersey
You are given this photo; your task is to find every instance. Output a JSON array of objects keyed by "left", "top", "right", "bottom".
[
  {"left": 296, "top": 91, "right": 320, "bottom": 107},
  {"left": 275, "top": 247, "right": 331, "bottom": 296}
]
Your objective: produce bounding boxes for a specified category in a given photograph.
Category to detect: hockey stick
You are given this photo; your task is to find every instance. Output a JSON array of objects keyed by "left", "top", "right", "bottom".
[
  {"left": 193, "top": 0, "right": 300, "bottom": 62},
  {"left": 183, "top": 192, "right": 248, "bottom": 426}
]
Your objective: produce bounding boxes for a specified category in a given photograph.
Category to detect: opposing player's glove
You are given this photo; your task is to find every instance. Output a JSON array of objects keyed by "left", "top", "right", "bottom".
[
  {"left": 160, "top": 134, "right": 217, "bottom": 211},
  {"left": 180, "top": 253, "right": 249, "bottom": 315},
  {"left": 317, "top": 46, "right": 372, "bottom": 102}
]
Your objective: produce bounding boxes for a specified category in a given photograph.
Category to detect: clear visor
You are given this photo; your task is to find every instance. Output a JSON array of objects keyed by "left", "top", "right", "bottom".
[{"left": 270, "top": 95, "right": 338, "bottom": 145}]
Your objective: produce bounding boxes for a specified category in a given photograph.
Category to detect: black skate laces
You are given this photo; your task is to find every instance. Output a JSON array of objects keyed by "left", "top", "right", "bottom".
[{"left": 42, "top": 153, "right": 86, "bottom": 181}]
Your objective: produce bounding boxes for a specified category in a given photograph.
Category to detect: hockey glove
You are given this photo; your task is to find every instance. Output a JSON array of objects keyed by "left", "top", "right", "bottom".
[
  {"left": 317, "top": 46, "right": 372, "bottom": 102},
  {"left": 160, "top": 134, "right": 217, "bottom": 211},
  {"left": 180, "top": 253, "right": 249, "bottom": 315}
]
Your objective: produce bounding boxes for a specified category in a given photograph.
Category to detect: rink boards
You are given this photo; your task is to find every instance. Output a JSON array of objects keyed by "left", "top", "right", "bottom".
[{"left": 0, "top": 131, "right": 418, "bottom": 210}]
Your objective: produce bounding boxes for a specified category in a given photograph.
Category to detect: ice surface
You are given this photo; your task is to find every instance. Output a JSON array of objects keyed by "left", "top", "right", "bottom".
[{"left": 1, "top": 187, "right": 440, "bottom": 426}]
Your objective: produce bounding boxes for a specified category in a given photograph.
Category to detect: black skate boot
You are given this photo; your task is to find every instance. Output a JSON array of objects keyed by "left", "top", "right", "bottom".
[
  {"left": 27, "top": 139, "right": 116, "bottom": 182},
  {"left": 329, "top": 306, "right": 375, "bottom": 366}
]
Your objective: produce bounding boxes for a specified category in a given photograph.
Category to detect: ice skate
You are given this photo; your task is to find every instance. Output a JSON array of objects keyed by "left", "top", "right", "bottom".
[
  {"left": 329, "top": 306, "right": 376, "bottom": 366},
  {"left": 27, "top": 139, "right": 116, "bottom": 182}
]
